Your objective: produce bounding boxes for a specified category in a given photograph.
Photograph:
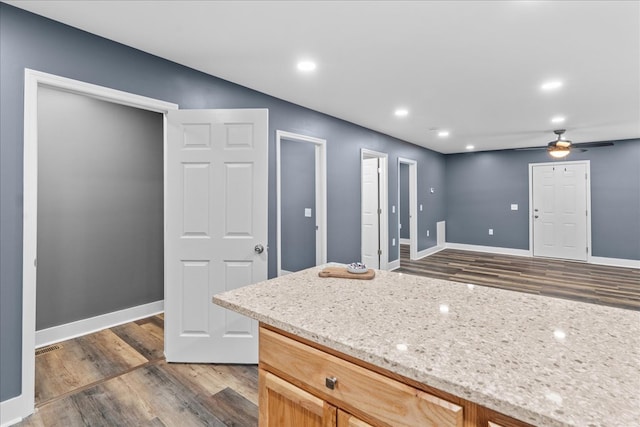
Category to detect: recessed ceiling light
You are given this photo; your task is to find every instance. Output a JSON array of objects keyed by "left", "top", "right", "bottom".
[
  {"left": 297, "top": 60, "right": 316, "bottom": 72},
  {"left": 394, "top": 108, "right": 409, "bottom": 117},
  {"left": 438, "top": 131, "right": 450, "bottom": 137},
  {"left": 466, "top": 145, "right": 475, "bottom": 150},
  {"left": 551, "top": 116, "right": 566, "bottom": 123},
  {"left": 541, "top": 80, "right": 563, "bottom": 91}
]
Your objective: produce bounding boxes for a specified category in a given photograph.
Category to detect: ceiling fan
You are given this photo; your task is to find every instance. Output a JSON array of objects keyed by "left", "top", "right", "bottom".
[{"left": 517, "top": 129, "right": 614, "bottom": 158}]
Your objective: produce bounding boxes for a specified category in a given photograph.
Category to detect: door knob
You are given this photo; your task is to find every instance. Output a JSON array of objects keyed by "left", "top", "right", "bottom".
[{"left": 254, "top": 244, "right": 265, "bottom": 254}]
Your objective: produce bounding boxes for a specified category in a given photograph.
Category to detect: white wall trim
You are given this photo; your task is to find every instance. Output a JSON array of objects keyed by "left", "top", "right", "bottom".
[
  {"left": 35, "top": 301, "right": 164, "bottom": 349},
  {"left": 0, "top": 395, "right": 25, "bottom": 427},
  {"left": 446, "top": 243, "right": 531, "bottom": 257},
  {"left": 388, "top": 259, "right": 401, "bottom": 271},
  {"left": 19, "top": 69, "right": 178, "bottom": 422},
  {"left": 280, "top": 269, "right": 294, "bottom": 276},
  {"left": 399, "top": 238, "right": 411, "bottom": 245},
  {"left": 276, "top": 130, "right": 327, "bottom": 277},
  {"left": 590, "top": 256, "right": 640, "bottom": 269},
  {"left": 416, "top": 245, "right": 446, "bottom": 259}
]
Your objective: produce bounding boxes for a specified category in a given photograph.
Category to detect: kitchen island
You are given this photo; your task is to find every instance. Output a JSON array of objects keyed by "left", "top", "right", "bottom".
[{"left": 213, "top": 265, "right": 640, "bottom": 427}]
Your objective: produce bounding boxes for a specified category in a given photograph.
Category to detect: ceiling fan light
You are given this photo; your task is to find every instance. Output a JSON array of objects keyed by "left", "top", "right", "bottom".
[{"left": 548, "top": 146, "right": 570, "bottom": 158}]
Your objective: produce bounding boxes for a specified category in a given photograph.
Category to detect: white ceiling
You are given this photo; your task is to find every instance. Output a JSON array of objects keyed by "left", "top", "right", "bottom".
[{"left": 7, "top": 0, "right": 640, "bottom": 153}]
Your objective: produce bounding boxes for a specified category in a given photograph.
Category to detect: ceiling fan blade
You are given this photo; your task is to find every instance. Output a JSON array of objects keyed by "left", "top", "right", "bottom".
[
  {"left": 574, "top": 141, "right": 614, "bottom": 148},
  {"left": 514, "top": 146, "right": 547, "bottom": 151}
]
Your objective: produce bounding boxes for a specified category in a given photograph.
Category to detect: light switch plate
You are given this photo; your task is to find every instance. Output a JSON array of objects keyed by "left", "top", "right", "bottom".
[
  {"left": 304, "top": 208, "right": 312, "bottom": 217},
  {"left": 392, "top": 205, "right": 396, "bottom": 213},
  {"left": 392, "top": 238, "right": 396, "bottom": 246},
  {"left": 489, "top": 228, "right": 494, "bottom": 235},
  {"left": 420, "top": 204, "right": 423, "bottom": 211},
  {"left": 511, "top": 204, "right": 518, "bottom": 211}
]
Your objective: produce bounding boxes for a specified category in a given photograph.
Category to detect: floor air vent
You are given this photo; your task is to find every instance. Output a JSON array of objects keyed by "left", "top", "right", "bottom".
[{"left": 36, "top": 344, "right": 62, "bottom": 356}]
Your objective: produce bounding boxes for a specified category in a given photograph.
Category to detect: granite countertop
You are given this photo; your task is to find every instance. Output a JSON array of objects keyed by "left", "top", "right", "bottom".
[{"left": 213, "top": 265, "right": 640, "bottom": 427}]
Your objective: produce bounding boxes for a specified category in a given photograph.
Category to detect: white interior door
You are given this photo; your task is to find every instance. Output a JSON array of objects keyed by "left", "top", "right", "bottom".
[
  {"left": 532, "top": 163, "right": 588, "bottom": 261},
  {"left": 165, "top": 108, "right": 268, "bottom": 363},
  {"left": 362, "top": 157, "right": 380, "bottom": 268}
]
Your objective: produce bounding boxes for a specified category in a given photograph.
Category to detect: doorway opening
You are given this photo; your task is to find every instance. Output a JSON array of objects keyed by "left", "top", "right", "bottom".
[
  {"left": 398, "top": 158, "right": 418, "bottom": 264},
  {"left": 529, "top": 160, "right": 591, "bottom": 262},
  {"left": 21, "top": 69, "right": 177, "bottom": 420},
  {"left": 361, "top": 149, "right": 388, "bottom": 270},
  {"left": 276, "top": 130, "right": 327, "bottom": 276}
]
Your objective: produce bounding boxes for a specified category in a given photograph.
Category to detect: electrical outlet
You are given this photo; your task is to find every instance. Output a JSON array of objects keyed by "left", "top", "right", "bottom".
[
  {"left": 392, "top": 205, "right": 396, "bottom": 213},
  {"left": 427, "top": 230, "right": 430, "bottom": 237},
  {"left": 489, "top": 228, "right": 494, "bottom": 235},
  {"left": 420, "top": 204, "right": 423, "bottom": 211}
]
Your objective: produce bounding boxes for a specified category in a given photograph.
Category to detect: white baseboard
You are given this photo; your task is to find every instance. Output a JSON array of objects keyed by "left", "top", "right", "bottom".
[
  {"left": 35, "top": 300, "right": 164, "bottom": 348},
  {"left": 279, "top": 269, "right": 294, "bottom": 276},
  {"left": 0, "top": 395, "right": 25, "bottom": 427},
  {"left": 445, "top": 243, "right": 531, "bottom": 257},
  {"left": 415, "top": 245, "right": 446, "bottom": 260},
  {"left": 399, "top": 238, "right": 411, "bottom": 245},
  {"left": 590, "top": 256, "right": 640, "bottom": 269},
  {"left": 388, "top": 259, "right": 400, "bottom": 270}
]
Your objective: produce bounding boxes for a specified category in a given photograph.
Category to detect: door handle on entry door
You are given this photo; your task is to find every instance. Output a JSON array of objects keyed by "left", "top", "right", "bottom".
[{"left": 254, "top": 244, "right": 265, "bottom": 254}]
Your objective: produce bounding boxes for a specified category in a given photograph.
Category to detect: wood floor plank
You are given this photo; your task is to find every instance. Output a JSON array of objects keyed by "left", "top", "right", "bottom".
[
  {"left": 202, "top": 387, "right": 258, "bottom": 427},
  {"left": 397, "top": 246, "right": 639, "bottom": 310},
  {"left": 21, "top": 315, "right": 260, "bottom": 427},
  {"left": 35, "top": 329, "right": 149, "bottom": 404},
  {"left": 111, "top": 318, "right": 164, "bottom": 361}
]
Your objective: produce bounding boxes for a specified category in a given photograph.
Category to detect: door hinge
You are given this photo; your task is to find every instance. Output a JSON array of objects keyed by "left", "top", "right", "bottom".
[
  {"left": 585, "top": 173, "right": 588, "bottom": 180},
  {"left": 378, "top": 208, "right": 382, "bottom": 214},
  {"left": 378, "top": 249, "right": 382, "bottom": 256},
  {"left": 586, "top": 247, "right": 589, "bottom": 253},
  {"left": 586, "top": 210, "right": 588, "bottom": 217},
  {"left": 377, "top": 167, "right": 382, "bottom": 174}
]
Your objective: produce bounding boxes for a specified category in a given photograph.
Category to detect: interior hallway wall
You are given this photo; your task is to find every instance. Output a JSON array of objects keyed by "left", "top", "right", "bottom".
[{"left": 36, "top": 86, "right": 164, "bottom": 330}]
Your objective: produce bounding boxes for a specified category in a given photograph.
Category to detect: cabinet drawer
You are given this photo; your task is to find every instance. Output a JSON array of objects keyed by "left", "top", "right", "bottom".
[{"left": 260, "top": 327, "right": 463, "bottom": 427}]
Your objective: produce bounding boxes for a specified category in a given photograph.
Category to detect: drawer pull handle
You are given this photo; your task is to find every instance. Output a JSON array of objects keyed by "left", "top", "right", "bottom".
[{"left": 325, "top": 376, "right": 337, "bottom": 390}]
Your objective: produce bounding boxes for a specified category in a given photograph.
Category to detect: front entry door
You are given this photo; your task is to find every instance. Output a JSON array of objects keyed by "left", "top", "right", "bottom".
[
  {"left": 532, "top": 162, "right": 588, "bottom": 261},
  {"left": 165, "top": 109, "right": 268, "bottom": 363}
]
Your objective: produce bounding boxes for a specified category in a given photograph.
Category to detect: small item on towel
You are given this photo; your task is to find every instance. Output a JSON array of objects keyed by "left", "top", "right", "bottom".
[{"left": 318, "top": 266, "right": 375, "bottom": 280}]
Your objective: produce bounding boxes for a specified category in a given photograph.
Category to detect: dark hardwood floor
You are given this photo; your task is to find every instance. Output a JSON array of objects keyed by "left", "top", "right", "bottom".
[
  {"left": 397, "top": 245, "right": 640, "bottom": 311},
  {"left": 19, "top": 315, "right": 258, "bottom": 427}
]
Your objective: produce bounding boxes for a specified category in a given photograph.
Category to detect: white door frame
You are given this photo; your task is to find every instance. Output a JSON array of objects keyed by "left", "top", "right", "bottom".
[
  {"left": 19, "top": 69, "right": 177, "bottom": 421},
  {"left": 276, "top": 130, "right": 327, "bottom": 276},
  {"left": 361, "top": 149, "right": 389, "bottom": 270},
  {"left": 398, "top": 158, "right": 418, "bottom": 261},
  {"left": 528, "top": 160, "right": 592, "bottom": 260}
]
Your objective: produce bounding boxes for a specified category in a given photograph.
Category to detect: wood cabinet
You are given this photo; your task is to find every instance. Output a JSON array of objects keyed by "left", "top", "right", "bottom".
[
  {"left": 259, "top": 326, "right": 463, "bottom": 427},
  {"left": 259, "top": 369, "right": 336, "bottom": 427},
  {"left": 259, "top": 325, "right": 537, "bottom": 427}
]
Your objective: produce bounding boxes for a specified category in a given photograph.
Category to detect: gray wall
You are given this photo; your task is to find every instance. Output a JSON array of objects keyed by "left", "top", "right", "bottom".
[
  {"left": 36, "top": 87, "right": 164, "bottom": 330},
  {"left": 1, "top": 4, "right": 446, "bottom": 401},
  {"left": 281, "top": 139, "right": 316, "bottom": 272},
  {"left": 399, "top": 163, "right": 410, "bottom": 240},
  {"left": 445, "top": 139, "right": 640, "bottom": 259}
]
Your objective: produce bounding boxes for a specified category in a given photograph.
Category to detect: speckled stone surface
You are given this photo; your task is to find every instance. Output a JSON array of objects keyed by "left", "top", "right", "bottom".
[{"left": 213, "top": 265, "right": 640, "bottom": 427}]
